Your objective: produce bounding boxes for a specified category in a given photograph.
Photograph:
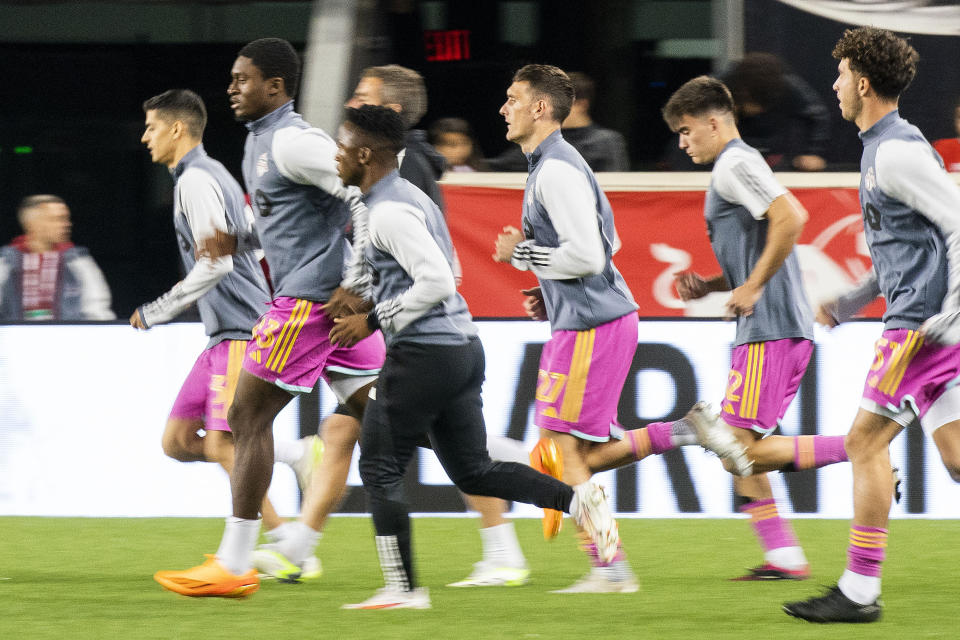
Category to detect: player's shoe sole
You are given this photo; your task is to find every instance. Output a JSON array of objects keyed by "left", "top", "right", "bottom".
[
  {"left": 154, "top": 554, "right": 260, "bottom": 598},
  {"left": 530, "top": 437, "right": 564, "bottom": 539},
  {"left": 447, "top": 564, "right": 530, "bottom": 587},
  {"left": 342, "top": 587, "right": 431, "bottom": 610},
  {"left": 550, "top": 573, "right": 639, "bottom": 594},
  {"left": 730, "top": 563, "right": 810, "bottom": 581}
]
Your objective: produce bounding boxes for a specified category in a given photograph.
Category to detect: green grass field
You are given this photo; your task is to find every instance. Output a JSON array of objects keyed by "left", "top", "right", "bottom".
[{"left": 2, "top": 516, "right": 957, "bottom": 639}]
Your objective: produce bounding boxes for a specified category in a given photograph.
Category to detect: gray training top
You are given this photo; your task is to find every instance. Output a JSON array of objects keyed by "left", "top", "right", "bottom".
[
  {"left": 138, "top": 144, "right": 270, "bottom": 348},
  {"left": 857, "top": 110, "right": 960, "bottom": 330},
  {"left": 242, "top": 101, "right": 360, "bottom": 302},
  {"left": 364, "top": 171, "right": 477, "bottom": 347},
  {"left": 510, "top": 130, "right": 637, "bottom": 332},
  {"left": 704, "top": 138, "right": 813, "bottom": 345}
]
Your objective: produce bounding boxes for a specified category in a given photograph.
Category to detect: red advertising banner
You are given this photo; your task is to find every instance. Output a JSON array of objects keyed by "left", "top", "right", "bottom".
[{"left": 442, "top": 184, "right": 884, "bottom": 319}]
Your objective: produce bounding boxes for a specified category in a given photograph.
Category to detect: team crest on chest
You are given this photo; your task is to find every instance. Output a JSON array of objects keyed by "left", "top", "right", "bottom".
[
  {"left": 864, "top": 166, "right": 876, "bottom": 192},
  {"left": 257, "top": 153, "right": 270, "bottom": 177}
]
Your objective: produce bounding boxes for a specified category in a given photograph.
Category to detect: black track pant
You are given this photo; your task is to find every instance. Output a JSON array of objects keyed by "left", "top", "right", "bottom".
[{"left": 358, "top": 337, "right": 574, "bottom": 588}]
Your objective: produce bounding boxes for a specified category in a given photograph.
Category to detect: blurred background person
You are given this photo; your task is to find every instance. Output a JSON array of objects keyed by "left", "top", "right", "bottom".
[
  {"left": 428, "top": 117, "right": 488, "bottom": 172},
  {"left": 0, "top": 195, "right": 115, "bottom": 322},
  {"left": 488, "top": 71, "right": 630, "bottom": 172},
  {"left": 725, "top": 52, "right": 829, "bottom": 171},
  {"left": 346, "top": 64, "right": 447, "bottom": 208},
  {"left": 933, "top": 98, "right": 960, "bottom": 172}
]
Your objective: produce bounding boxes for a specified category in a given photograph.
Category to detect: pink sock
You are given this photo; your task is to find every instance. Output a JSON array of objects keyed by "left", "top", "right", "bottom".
[
  {"left": 645, "top": 422, "right": 675, "bottom": 455},
  {"left": 741, "top": 499, "right": 799, "bottom": 552},
  {"left": 847, "top": 525, "right": 887, "bottom": 577},
  {"left": 793, "top": 435, "right": 847, "bottom": 470}
]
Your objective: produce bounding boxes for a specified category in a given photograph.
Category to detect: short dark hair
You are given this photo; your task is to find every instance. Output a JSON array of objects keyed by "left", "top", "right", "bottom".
[
  {"left": 513, "top": 64, "right": 575, "bottom": 123},
  {"left": 18, "top": 194, "right": 65, "bottom": 226},
  {"left": 662, "top": 76, "right": 735, "bottom": 127},
  {"left": 360, "top": 65, "right": 427, "bottom": 129},
  {"left": 239, "top": 38, "right": 301, "bottom": 97},
  {"left": 832, "top": 27, "right": 918, "bottom": 101},
  {"left": 344, "top": 105, "right": 406, "bottom": 154},
  {"left": 142, "top": 89, "right": 207, "bottom": 138},
  {"left": 568, "top": 72, "right": 595, "bottom": 105}
]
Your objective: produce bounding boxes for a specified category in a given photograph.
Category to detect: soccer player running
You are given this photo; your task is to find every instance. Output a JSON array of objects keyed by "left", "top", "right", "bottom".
[
  {"left": 329, "top": 105, "right": 619, "bottom": 610},
  {"left": 783, "top": 27, "right": 960, "bottom": 623},
  {"left": 493, "top": 64, "right": 647, "bottom": 593},
  {"left": 153, "top": 39, "right": 384, "bottom": 598},
  {"left": 660, "top": 76, "right": 853, "bottom": 580},
  {"left": 134, "top": 89, "right": 321, "bottom": 540}
]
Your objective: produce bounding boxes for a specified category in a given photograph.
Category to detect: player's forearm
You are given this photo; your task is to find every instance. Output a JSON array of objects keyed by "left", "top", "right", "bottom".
[{"left": 139, "top": 258, "right": 231, "bottom": 327}]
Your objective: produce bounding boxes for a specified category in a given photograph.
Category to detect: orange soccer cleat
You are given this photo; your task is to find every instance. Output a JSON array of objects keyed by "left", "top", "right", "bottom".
[
  {"left": 154, "top": 554, "right": 260, "bottom": 598},
  {"left": 529, "top": 437, "right": 564, "bottom": 539}
]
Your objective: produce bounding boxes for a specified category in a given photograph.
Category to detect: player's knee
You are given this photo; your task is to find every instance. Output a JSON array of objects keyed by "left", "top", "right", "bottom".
[
  {"left": 161, "top": 431, "right": 191, "bottom": 462},
  {"left": 227, "top": 400, "right": 269, "bottom": 436}
]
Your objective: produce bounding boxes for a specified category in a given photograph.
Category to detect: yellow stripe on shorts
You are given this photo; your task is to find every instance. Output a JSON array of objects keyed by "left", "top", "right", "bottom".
[
  {"left": 275, "top": 300, "right": 312, "bottom": 374},
  {"left": 266, "top": 299, "right": 310, "bottom": 372},
  {"left": 740, "top": 343, "right": 764, "bottom": 420},
  {"left": 559, "top": 328, "right": 595, "bottom": 423},
  {"left": 878, "top": 330, "right": 923, "bottom": 396}
]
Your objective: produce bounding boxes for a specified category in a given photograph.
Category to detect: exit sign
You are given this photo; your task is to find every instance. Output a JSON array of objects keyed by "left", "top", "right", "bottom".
[{"left": 424, "top": 29, "right": 470, "bottom": 61}]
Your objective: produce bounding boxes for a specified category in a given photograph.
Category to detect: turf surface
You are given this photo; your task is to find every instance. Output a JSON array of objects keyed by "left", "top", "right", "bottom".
[{"left": 1, "top": 516, "right": 957, "bottom": 639}]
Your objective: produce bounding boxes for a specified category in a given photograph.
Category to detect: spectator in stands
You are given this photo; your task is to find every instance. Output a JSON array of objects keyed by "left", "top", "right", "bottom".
[
  {"left": 488, "top": 71, "right": 630, "bottom": 172},
  {"left": 0, "top": 195, "right": 115, "bottom": 321},
  {"left": 428, "top": 117, "right": 488, "bottom": 172},
  {"left": 725, "top": 52, "right": 830, "bottom": 171},
  {"left": 933, "top": 98, "right": 960, "bottom": 172}
]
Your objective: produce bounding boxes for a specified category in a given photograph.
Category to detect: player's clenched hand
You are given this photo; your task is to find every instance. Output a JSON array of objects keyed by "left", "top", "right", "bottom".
[
  {"left": 493, "top": 225, "right": 524, "bottom": 263},
  {"left": 322, "top": 287, "right": 371, "bottom": 319},
  {"left": 329, "top": 314, "right": 372, "bottom": 347},
  {"left": 674, "top": 271, "right": 710, "bottom": 301},
  {"left": 520, "top": 286, "right": 547, "bottom": 321},
  {"left": 129, "top": 310, "right": 146, "bottom": 330},
  {"left": 726, "top": 282, "right": 763, "bottom": 318},
  {"left": 815, "top": 303, "right": 839, "bottom": 328},
  {"left": 196, "top": 229, "right": 238, "bottom": 259}
]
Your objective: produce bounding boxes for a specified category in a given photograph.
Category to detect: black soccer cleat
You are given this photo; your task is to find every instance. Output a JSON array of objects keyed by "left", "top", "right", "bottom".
[{"left": 783, "top": 585, "right": 882, "bottom": 623}]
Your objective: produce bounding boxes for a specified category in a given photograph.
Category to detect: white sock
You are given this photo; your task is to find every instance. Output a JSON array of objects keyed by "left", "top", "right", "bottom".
[
  {"left": 479, "top": 523, "right": 527, "bottom": 569},
  {"left": 278, "top": 521, "right": 320, "bottom": 565},
  {"left": 766, "top": 546, "right": 808, "bottom": 571},
  {"left": 838, "top": 569, "right": 881, "bottom": 605},
  {"left": 215, "top": 516, "right": 261, "bottom": 575},
  {"left": 274, "top": 438, "right": 306, "bottom": 467},
  {"left": 264, "top": 521, "right": 295, "bottom": 544}
]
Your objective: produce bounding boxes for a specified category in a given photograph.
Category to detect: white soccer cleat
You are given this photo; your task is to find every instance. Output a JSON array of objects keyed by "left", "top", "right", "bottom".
[
  {"left": 571, "top": 483, "right": 619, "bottom": 565},
  {"left": 446, "top": 562, "right": 531, "bottom": 587},
  {"left": 291, "top": 435, "right": 324, "bottom": 493},
  {"left": 551, "top": 571, "right": 639, "bottom": 594},
  {"left": 686, "top": 402, "right": 753, "bottom": 476},
  {"left": 341, "top": 587, "right": 431, "bottom": 610},
  {"left": 299, "top": 554, "right": 323, "bottom": 580}
]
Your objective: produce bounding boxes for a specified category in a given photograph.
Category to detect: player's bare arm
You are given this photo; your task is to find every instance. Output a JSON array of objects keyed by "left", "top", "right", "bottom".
[{"left": 727, "top": 192, "right": 806, "bottom": 317}]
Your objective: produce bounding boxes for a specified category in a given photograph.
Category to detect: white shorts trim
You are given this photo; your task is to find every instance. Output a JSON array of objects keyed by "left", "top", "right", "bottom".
[{"left": 921, "top": 384, "right": 960, "bottom": 435}]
